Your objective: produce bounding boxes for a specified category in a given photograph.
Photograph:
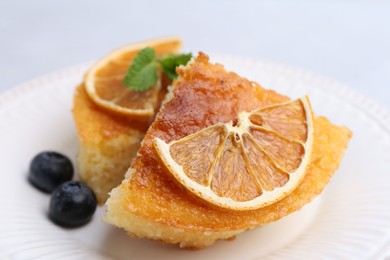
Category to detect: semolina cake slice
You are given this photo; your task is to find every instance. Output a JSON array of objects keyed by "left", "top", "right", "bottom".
[
  {"left": 72, "top": 37, "right": 182, "bottom": 204},
  {"left": 105, "top": 53, "right": 352, "bottom": 248},
  {"left": 73, "top": 85, "right": 149, "bottom": 204}
]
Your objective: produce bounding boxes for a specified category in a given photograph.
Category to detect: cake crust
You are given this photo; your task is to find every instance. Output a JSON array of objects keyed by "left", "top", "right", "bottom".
[{"left": 72, "top": 85, "right": 148, "bottom": 204}]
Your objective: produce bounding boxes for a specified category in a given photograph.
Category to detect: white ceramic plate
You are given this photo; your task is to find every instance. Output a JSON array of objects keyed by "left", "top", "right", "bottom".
[{"left": 1, "top": 55, "right": 390, "bottom": 260}]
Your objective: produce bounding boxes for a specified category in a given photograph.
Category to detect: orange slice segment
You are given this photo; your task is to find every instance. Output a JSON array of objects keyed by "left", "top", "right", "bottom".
[
  {"left": 153, "top": 97, "right": 314, "bottom": 210},
  {"left": 84, "top": 37, "right": 182, "bottom": 119}
]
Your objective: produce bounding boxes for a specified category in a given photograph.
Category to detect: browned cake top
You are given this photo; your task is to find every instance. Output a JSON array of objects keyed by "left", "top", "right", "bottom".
[
  {"left": 119, "top": 53, "right": 352, "bottom": 231},
  {"left": 72, "top": 85, "right": 151, "bottom": 144}
]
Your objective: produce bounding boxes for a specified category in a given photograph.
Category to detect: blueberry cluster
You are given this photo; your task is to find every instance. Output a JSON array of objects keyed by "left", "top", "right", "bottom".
[{"left": 29, "top": 151, "right": 97, "bottom": 227}]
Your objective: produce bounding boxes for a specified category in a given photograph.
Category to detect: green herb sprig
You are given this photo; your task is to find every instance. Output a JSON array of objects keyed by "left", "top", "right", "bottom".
[{"left": 123, "top": 47, "right": 192, "bottom": 91}]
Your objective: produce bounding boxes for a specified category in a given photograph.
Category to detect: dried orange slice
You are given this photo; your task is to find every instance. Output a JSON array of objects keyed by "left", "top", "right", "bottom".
[
  {"left": 84, "top": 37, "right": 182, "bottom": 119},
  {"left": 154, "top": 97, "right": 314, "bottom": 210}
]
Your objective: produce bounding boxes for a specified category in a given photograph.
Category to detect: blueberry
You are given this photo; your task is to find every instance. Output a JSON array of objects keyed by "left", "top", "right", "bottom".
[
  {"left": 49, "top": 181, "right": 97, "bottom": 227},
  {"left": 28, "top": 151, "right": 73, "bottom": 193}
]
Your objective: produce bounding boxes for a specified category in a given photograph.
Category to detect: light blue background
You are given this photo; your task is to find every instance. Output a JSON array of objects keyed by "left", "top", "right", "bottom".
[{"left": 1, "top": 0, "right": 389, "bottom": 108}]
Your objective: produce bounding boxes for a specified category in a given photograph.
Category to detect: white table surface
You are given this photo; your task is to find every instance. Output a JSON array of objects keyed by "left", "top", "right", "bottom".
[{"left": 1, "top": 0, "right": 390, "bottom": 258}]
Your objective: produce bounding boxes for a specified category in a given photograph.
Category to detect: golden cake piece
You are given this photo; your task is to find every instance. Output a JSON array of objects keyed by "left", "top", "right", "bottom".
[
  {"left": 73, "top": 85, "right": 148, "bottom": 205},
  {"left": 72, "top": 37, "right": 182, "bottom": 204},
  {"left": 105, "top": 53, "right": 352, "bottom": 248}
]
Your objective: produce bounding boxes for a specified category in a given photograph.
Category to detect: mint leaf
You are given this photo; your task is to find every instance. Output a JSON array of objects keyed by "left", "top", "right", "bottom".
[
  {"left": 123, "top": 47, "right": 158, "bottom": 91},
  {"left": 122, "top": 48, "right": 192, "bottom": 91},
  {"left": 160, "top": 53, "right": 192, "bottom": 80}
]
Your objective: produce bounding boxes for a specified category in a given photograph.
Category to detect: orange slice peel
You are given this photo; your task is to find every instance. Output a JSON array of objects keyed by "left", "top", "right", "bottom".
[
  {"left": 84, "top": 37, "right": 182, "bottom": 119},
  {"left": 154, "top": 96, "right": 314, "bottom": 211}
]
